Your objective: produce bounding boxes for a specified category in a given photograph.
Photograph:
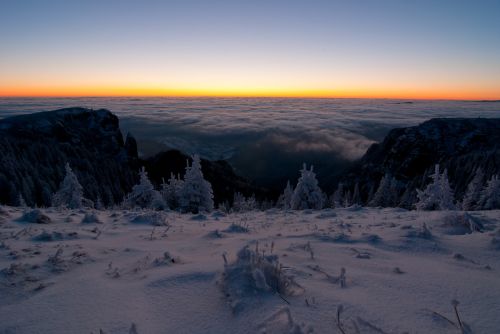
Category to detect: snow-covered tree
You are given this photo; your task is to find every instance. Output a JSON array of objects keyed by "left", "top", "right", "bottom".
[
  {"left": 416, "top": 164, "right": 456, "bottom": 211},
  {"left": 179, "top": 155, "right": 214, "bottom": 213},
  {"left": 124, "top": 167, "right": 165, "bottom": 209},
  {"left": 351, "top": 183, "right": 361, "bottom": 205},
  {"left": 462, "top": 168, "right": 484, "bottom": 211},
  {"left": 478, "top": 175, "right": 500, "bottom": 210},
  {"left": 331, "top": 182, "right": 344, "bottom": 208},
  {"left": 161, "top": 173, "right": 184, "bottom": 210},
  {"left": 277, "top": 181, "right": 293, "bottom": 210},
  {"left": 369, "top": 174, "right": 397, "bottom": 207},
  {"left": 52, "top": 163, "right": 87, "bottom": 209},
  {"left": 290, "top": 164, "right": 324, "bottom": 210},
  {"left": 232, "top": 192, "right": 257, "bottom": 212},
  {"left": 232, "top": 192, "right": 246, "bottom": 212},
  {"left": 439, "top": 169, "right": 455, "bottom": 210}
]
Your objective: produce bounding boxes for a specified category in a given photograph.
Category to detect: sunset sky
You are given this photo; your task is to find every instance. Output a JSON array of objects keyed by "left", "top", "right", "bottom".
[{"left": 1, "top": 0, "right": 500, "bottom": 99}]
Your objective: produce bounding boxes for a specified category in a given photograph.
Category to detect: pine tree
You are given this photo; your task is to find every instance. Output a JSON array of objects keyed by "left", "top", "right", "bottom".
[
  {"left": 351, "top": 183, "right": 361, "bottom": 205},
  {"left": 124, "top": 167, "right": 165, "bottom": 209},
  {"left": 416, "top": 164, "right": 456, "bottom": 210},
  {"left": 331, "top": 182, "right": 344, "bottom": 208},
  {"left": 290, "top": 164, "right": 324, "bottom": 210},
  {"left": 439, "top": 169, "right": 456, "bottom": 210},
  {"left": 161, "top": 173, "right": 184, "bottom": 209},
  {"left": 232, "top": 192, "right": 246, "bottom": 212},
  {"left": 179, "top": 155, "right": 214, "bottom": 213},
  {"left": 278, "top": 181, "right": 294, "bottom": 210},
  {"left": 52, "top": 163, "right": 85, "bottom": 209},
  {"left": 478, "top": 175, "right": 500, "bottom": 210},
  {"left": 462, "top": 168, "right": 484, "bottom": 211},
  {"left": 369, "top": 174, "right": 393, "bottom": 207}
]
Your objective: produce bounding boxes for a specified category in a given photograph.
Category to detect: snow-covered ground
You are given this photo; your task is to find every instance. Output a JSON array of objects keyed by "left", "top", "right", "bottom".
[{"left": 1, "top": 206, "right": 499, "bottom": 334}]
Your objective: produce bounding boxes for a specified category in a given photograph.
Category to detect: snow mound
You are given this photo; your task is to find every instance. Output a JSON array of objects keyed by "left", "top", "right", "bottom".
[
  {"left": 439, "top": 212, "right": 484, "bottom": 235},
  {"left": 17, "top": 209, "right": 52, "bottom": 224},
  {"left": 257, "top": 307, "right": 309, "bottom": 334},
  {"left": 32, "top": 230, "right": 78, "bottom": 242},
  {"left": 405, "top": 223, "right": 433, "bottom": 239},
  {"left": 130, "top": 212, "right": 168, "bottom": 226},
  {"left": 190, "top": 214, "right": 207, "bottom": 221},
  {"left": 315, "top": 209, "right": 337, "bottom": 219},
  {"left": 223, "top": 223, "right": 249, "bottom": 233},
  {"left": 81, "top": 212, "right": 102, "bottom": 224}
]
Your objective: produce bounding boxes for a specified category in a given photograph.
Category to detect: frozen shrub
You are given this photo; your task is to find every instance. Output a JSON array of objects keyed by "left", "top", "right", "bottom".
[
  {"left": 221, "top": 245, "right": 302, "bottom": 310},
  {"left": 17, "top": 209, "right": 52, "bottom": 224}
]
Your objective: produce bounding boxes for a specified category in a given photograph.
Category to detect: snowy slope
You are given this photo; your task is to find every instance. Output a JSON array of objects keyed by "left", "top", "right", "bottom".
[{"left": 1, "top": 206, "right": 499, "bottom": 333}]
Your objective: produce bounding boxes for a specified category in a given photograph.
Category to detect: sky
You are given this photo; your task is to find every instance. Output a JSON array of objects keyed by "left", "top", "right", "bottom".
[{"left": 1, "top": 0, "right": 500, "bottom": 99}]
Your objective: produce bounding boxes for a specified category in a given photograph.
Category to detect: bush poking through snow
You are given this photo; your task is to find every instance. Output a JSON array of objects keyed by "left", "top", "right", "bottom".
[
  {"left": 17, "top": 209, "right": 52, "bottom": 224},
  {"left": 221, "top": 245, "right": 302, "bottom": 312}
]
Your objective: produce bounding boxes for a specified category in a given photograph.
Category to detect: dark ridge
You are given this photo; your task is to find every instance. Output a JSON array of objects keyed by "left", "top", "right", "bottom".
[{"left": 338, "top": 117, "right": 500, "bottom": 207}]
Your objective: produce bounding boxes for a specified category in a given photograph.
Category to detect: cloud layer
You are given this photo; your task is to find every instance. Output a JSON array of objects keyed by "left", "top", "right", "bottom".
[{"left": 1, "top": 97, "right": 499, "bottom": 191}]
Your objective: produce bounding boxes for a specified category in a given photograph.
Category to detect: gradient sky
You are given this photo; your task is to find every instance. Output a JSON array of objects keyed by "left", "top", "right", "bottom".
[{"left": 1, "top": 0, "right": 500, "bottom": 99}]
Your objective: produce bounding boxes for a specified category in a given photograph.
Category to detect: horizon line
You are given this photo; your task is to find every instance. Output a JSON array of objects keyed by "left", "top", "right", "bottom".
[{"left": 1, "top": 94, "right": 499, "bottom": 102}]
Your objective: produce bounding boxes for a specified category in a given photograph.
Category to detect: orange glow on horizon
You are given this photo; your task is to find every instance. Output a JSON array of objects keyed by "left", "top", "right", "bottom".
[{"left": 1, "top": 85, "right": 499, "bottom": 100}]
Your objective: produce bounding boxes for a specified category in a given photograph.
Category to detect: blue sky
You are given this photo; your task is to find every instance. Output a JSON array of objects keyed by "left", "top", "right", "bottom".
[{"left": 1, "top": 0, "right": 499, "bottom": 98}]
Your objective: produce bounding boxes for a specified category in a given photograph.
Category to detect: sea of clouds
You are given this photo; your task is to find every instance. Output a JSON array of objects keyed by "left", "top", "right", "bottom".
[{"left": 1, "top": 97, "right": 499, "bottom": 191}]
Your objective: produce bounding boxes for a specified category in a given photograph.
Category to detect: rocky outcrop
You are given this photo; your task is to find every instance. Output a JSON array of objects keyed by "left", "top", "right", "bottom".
[
  {"left": 339, "top": 118, "right": 500, "bottom": 207},
  {"left": 0, "top": 108, "right": 139, "bottom": 206}
]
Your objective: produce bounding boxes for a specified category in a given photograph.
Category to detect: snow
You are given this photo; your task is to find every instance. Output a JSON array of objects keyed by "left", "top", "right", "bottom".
[{"left": 1, "top": 206, "right": 499, "bottom": 333}]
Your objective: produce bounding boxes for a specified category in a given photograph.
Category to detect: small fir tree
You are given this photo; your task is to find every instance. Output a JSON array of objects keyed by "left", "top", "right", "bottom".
[
  {"left": 290, "top": 164, "right": 324, "bottom": 210},
  {"left": 179, "top": 155, "right": 214, "bottom": 213},
  {"left": 124, "top": 167, "right": 165, "bottom": 209},
  {"left": 478, "top": 175, "right": 500, "bottom": 210},
  {"left": 52, "top": 163, "right": 85, "bottom": 209}
]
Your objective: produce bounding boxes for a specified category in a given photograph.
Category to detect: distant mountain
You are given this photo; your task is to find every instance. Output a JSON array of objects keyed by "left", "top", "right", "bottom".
[
  {"left": 339, "top": 118, "right": 500, "bottom": 207},
  {"left": 0, "top": 108, "right": 267, "bottom": 207}
]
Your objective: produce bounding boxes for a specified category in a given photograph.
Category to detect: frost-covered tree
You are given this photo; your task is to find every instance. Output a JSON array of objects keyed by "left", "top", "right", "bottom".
[
  {"left": 478, "top": 175, "right": 500, "bottom": 210},
  {"left": 161, "top": 173, "right": 184, "bottom": 210},
  {"left": 369, "top": 174, "right": 396, "bottom": 207},
  {"left": 416, "top": 164, "right": 456, "bottom": 211},
  {"left": 461, "top": 168, "right": 484, "bottom": 211},
  {"left": 232, "top": 192, "right": 246, "bottom": 212},
  {"left": 124, "top": 167, "right": 165, "bottom": 209},
  {"left": 277, "top": 181, "right": 294, "bottom": 210},
  {"left": 232, "top": 192, "right": 257, "bottom": 212},
  {"left": 179, "top": 155, "right": 214, "bottom": 213},
  {"left": 52, "top": 163, "right": 87, "bottom": 209},
  {"left": 331, "top": 182, "right": 344, "bottom": 208},
  {"left": 351, "top": 183, "right": 361, "bottom": 205},
  {"left": 290, "top": 164, "right": 324, "bottom": 210},
  {"left": 439, "top": 169, "right": 455, "bottom": 210}
]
